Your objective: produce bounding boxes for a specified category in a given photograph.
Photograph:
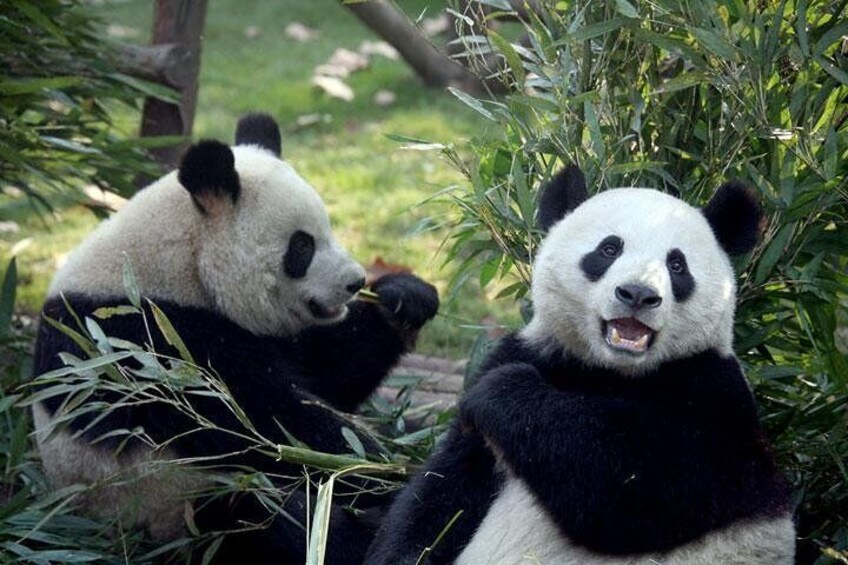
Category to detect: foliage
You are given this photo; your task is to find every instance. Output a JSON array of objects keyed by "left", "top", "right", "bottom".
[
  {"left": 0, "top": 0, "right": 175, "bottom": 215},
  {"left": 432, "top": 0, "right": 847, "bottom": 561}
]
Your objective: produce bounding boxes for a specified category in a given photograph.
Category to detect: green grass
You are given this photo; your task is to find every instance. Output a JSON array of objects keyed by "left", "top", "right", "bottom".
[{"left": 0, "top": 0, "right": 522, "bottom": 358}]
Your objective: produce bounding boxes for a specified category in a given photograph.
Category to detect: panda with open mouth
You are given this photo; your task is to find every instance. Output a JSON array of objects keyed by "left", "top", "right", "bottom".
[{"left": 366, "top": 166, "right": 795, "bottom": 564}]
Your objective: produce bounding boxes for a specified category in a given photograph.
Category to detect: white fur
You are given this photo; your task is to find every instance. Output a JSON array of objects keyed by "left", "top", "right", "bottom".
[
  {"left": 456, "top": 477, "right": 794, "bottom": 565},
  {"left": 50, "top": 145, "right": 365, "bottom": 337},
  {"left": 523, "top": 188, "right": 737, "bottom": 375},
  {"left": 33, "top": 403, "right": 205, "bottom": 540}
]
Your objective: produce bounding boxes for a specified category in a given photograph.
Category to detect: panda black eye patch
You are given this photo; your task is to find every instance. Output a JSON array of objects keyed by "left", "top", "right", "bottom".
[
  {"left": 667, "top": 248, "right": 695, "bottom": 301},
  {"left": 284, "top": 230, "right": 315, "bottom": 279},
  {"left": 580, "top": 235, "right": 623, "bottom": 282}
]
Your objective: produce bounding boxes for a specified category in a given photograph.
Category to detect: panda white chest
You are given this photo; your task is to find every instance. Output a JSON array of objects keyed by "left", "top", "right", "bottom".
[
  {"left": 455, "top": 476, "right": 581, "bottom": 565},
  {"left": 455, "top": 475, "right": 795, "bottom": 565}
]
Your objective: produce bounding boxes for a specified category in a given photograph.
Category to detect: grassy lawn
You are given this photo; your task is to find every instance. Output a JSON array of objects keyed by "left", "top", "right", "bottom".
[{"left": 1, "top": 0, "right": 521, "bottom": 358}]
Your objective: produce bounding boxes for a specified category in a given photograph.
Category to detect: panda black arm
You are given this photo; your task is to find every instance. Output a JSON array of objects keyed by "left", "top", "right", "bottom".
[
  {"left": 365, "top": 422, "right": 501, "bottom": 565},
  {"left": 34, "top": 294, "right": 374, "bottom": 464},
  {"left": 460, "top": 354, "right": 789, "bottom": 555},
  {"left": 292, "top": 274, "right": 439, "bottom": 412}
]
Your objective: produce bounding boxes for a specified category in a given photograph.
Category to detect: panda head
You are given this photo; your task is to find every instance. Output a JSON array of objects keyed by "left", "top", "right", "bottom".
[
  {"left": 526, "top": 166, "right": 761, "bottom": 375},
  {"left": 177, "top": 113, "right": 366, "bottom": 336}
]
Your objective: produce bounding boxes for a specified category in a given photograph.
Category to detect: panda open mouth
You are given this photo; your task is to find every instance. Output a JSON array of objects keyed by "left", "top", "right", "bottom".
[
  {"left": 307, "top": 298, "right": 345, "bottom": 321},
  {"left": 604, "top": 318, "right": 655, "bottom": 355}
]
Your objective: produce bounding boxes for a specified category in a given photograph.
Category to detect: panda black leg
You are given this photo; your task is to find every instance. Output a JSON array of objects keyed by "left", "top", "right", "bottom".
[
  {"left": 365, "top": 422, "right": 501, "bottom": 565},
  {"left": 191, "top": 489, "right": 374, "bottom": 565}
]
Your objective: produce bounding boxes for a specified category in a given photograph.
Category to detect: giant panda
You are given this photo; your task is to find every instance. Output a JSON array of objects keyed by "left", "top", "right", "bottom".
[
  {"left": 31, "top": 113, "right": 439, "bottom": 564},
  {"left": 366, "top": 166, "right": 795, "bottom": 564}
]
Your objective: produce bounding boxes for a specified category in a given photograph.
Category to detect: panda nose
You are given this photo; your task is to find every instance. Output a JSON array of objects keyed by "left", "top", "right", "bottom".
[
  {"left": 346, "top": 277, "right": 366, "bottom": 294},
  {"left": 615, "top": 284, "right": 662, "bottom": 310}
]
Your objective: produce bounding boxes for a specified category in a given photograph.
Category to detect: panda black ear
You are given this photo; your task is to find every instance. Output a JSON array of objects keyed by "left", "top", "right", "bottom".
[
  {"left": 178, "top": 140, "right": 241, "bottom": 214},
  {"left": 235, "top": 112, "right": 282, "bottom": 157},
  {"left": 536, "top": 165, "right": 589, "bottom": 232},
  {"left": 702, "top": 181, "right": 763, "bottom": 256}
]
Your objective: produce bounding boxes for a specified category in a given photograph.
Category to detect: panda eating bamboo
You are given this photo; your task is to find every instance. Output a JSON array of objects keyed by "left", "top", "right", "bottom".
[{"left": 32, "top": 113, "right": 439, "bottom": 563}]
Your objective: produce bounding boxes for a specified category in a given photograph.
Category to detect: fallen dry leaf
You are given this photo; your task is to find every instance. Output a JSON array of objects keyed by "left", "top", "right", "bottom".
[
  {"left": 314, "top": 63, "right": 350, "bottom": 78},
  {"left": 285, "top": 22, "right": 318, "bottom": 42},
  {"left": 327, "top": 48, "right": 369, "bottom": 73},
  {"left": 311, "top": 75, "right": 354, "bottom": 102},
  {"left": 374, "top": 90, "right": 397, "bottom": 107},
  {"left": 358, "top": 40, "right": 399, "bottom": 60},
  {"left": 244, "top": 25, "right": 262, "bottom": 39}
]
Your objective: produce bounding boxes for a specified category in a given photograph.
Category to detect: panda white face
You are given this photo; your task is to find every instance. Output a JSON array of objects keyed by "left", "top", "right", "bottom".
[
  {"left": 524, "top": 167, "right": 761, "bottom": 375},
  {"left": 193, "top": 146, "right": 366, "bottom": 336},
  {"left": 528, "top": 188, "right": 737, "bottom": 374},
  {"left": 47, "top": 113, "right": 365, "bottom": 337}
]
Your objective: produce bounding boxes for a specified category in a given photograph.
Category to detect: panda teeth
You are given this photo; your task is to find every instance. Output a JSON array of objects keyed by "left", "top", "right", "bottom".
[
  {"left": 606, "top": 323, "right": 651, "bottom": 353},
  {"left": 610, "top": 327, "right": 623, "bottom": 344}
]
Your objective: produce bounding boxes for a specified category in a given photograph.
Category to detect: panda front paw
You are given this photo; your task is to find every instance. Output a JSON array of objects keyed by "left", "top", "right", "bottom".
[{"left": 371, "top": 273, "right": 439, "bottom": 333}]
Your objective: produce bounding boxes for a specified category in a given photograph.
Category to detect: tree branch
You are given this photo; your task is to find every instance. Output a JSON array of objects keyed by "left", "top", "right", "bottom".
[{"left": 342, "top": 0, "right": 490, "bottom": 94}]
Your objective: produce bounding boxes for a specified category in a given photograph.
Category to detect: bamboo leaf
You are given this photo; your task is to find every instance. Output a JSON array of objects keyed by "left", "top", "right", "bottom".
[
  {"left": 28, "top": 351, "right": 133, "bottom": 384},
  {"left": 614, "top": 0, "right": 638, "bottom": 19},
  {"left": 488, "top": 31, "right": 525, "bottom": 89},
  {"left": 306, "top": 464, "right": 395, "bottom": 565},
  {"left": 148, "top": 301, "right": 195, "bottom": 364},
  {"left": 754, "top": 223, "right": 795, "bottom": 285},
  {"left": 0, "top": 257, "right": 17, "bottom": 337},
  {"left": 93, "top": 305, "right": 140, "bottom": 319},
  {"left": 796, "top": 0, "right": 809, "bottom": 56},
  {"left": 814, "top": 56, "right": 848, "bottom": 86},
  {"left": 340, "top": 427, "right": 366, "bottom": 459},
  {"left": 811, "top": 19, "right": 848, "bottom": 59},
  {"left": 122, "top": 256, "right": 141, "bottom": 308},
  {"left": 690, "top": 27, "right": 737, "bottom": 61},
  {"left": 566, "top": 18, "right": 630, "bottom": 43},
  {"left": 447, "top": 87, "right": 495, "bottom": 121},
  {"left": 41, "top": 315, "right": 98, "bottom": 360},
  {"left": 41, "top": 136, "right": 101, "bottom": 155},
  {"left": 0, "top": 76, "right": 83, "bottom": 95}
]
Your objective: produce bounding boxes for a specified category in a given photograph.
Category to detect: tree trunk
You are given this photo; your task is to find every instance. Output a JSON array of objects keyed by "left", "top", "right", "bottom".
[
  {"left": 137, "top": 0, "right": 208, "bottom": 183},
  {"left": 116, "top": 43, "right": 182, "bottom": 86},
  {"left": 343, "top": 0, "right": 488, "bottom": 94}
]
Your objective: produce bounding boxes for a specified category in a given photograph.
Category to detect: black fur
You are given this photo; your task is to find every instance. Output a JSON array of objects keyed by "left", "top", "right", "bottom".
[
  {"left": 580, "top": 235, "right": 623, "bottom": 282},
  {"left": 178, "top": 140, "right": 241, "bottom": 210},
  {"left": 365, "top": 335, "right": 545, "bottom": 564},
  {"left": 235, "top": 112, "right": 282, "bottom": 157},
  {"left": 194, "top": 489, "right": 373, "bottom": 564},
  {"left": 364, "top": 425, "right": 501, "bottom": 565},
  {"left": 702, "top": 181, "right": 762, "bottom": 256},
  {"left": 536, "top": 165, "right": 589, "bottom": 232},
  {"left": 367, "top": 335, "right": 790, "bottom": 562},
  {"left": 283, "top": 230, "right": 315, "bottom": 279},
  {"left": 36, "top": 296, "right": 392, "bottom": 459},
  {"left": 369, "top": 274, "right": 440, "bottom": 339},
  {"left": 667, "top": 247, "right": 696, "bottom": 301},
  {"left": 297, "top": 274, "right": 438, "bottom": 412},
  {"left": 34, "top": 273, "right": 438, "bottom": 563}
]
